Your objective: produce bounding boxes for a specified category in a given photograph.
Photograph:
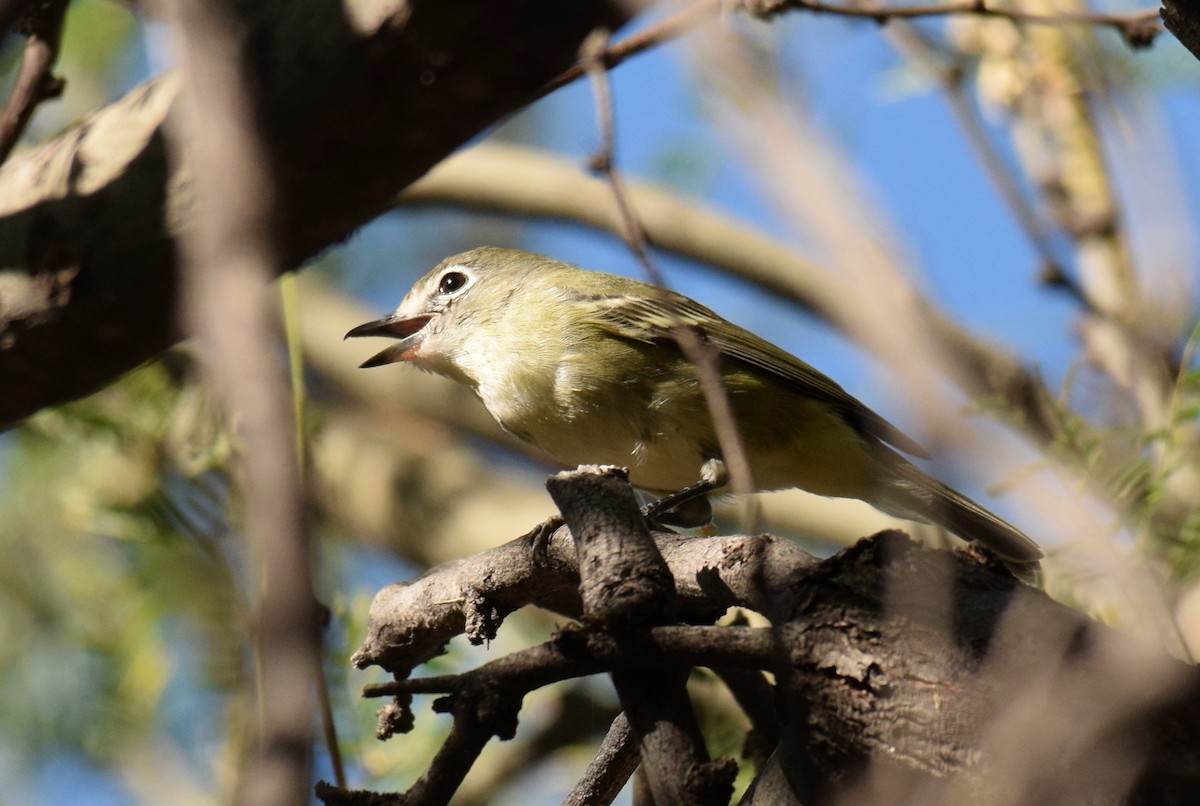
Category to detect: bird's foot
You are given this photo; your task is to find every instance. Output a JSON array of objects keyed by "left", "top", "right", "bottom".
[
  {"left": 521, "top": 515, "right": 565, "bottom": 566},
  {"left": 642, "top": 458, "right": 728, "bottom": 530}
]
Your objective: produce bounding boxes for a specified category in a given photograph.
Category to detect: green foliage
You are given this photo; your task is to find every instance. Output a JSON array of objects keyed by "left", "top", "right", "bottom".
[
  {"left": 1142, "top": 324, "right": 1200, "bottom": 583},
  {"left": 1045, "top": 330, "right": 1200, "bottom": 590},
  {"left": 970, "top": 318, "right": 1200, "bottom": 606},
  {"left": 0, "top": 355, "right": 242, "bottom": 773},
  {"left": 61, "top": 0, "right": 138, "bottom": 77}
]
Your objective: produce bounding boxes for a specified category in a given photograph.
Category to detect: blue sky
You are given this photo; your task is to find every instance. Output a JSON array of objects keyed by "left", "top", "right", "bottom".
[{"left": 10, "top": 3, "right": 1200, "bottom": 803}]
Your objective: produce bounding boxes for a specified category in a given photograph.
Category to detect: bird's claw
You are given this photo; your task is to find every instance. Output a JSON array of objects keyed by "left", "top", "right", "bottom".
[
  {"left": 522, "top": 515, "right": 565, "bottom": 566},
  {"left": 641, "top": 458, "right": 728, "bottom": 529}
]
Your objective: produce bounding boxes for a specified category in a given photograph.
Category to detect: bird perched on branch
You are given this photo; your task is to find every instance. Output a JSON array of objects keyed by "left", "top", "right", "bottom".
[{"left": 348, "top": 246, "right": 1042, "bottom": 578}]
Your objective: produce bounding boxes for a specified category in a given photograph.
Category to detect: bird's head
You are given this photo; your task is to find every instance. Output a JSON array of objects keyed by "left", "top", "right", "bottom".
[{"left": 345, "top": 246, "right": 559, "bottom": 382}]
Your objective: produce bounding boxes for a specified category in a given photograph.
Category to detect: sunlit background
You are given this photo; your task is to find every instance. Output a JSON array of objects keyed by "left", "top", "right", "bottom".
[{"left": 1, "top": 0, "right": 1198, "bottom": 802}]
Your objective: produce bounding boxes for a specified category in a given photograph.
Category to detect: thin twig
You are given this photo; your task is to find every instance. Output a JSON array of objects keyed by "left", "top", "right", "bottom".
[
  {"left": 0, "top": 0, "right": 67, "bottom": 166},
  {"left": 360, "top": 626, "right": 792, "bottom": 702},
  {"left": 757, "top": 0, "right": 1161, "bottom": 47},
  {"left": 563, "top": 713, "right": 641, "bottom": 806},
  {"left": 540, "top": 0, "right": 724, "bottom": 98},
  {"left": 539, "top": 0, "right": 1160, "bottom": 100},
  {"left": 579, "top": 29, "right": 757, "bottom": 501},
  {"left": 284, "top": 274, "right": 348, "bottom": 788},
  {"left": 315, "top": 642, "right": 348, "bottom": 789}
]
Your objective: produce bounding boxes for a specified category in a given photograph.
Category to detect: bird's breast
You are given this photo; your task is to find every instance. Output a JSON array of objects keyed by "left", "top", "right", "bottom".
[
  {"left": 471, "top": 344, "right": 707, "bottom": 490},
  {"left": 470, "top": 340, "right": 885, "bottom": 499}
]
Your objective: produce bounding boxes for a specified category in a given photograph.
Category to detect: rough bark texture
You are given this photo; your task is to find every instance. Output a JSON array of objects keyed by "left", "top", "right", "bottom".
[
  {"left": 739, "top": 534, "right": 1200, "bottom": 805},
  {"left": 0, "top": 0, "right": 629, "bottom": 428},
  {"left": 547, "top": 466, "right": 679, "bottom": 629},
  {"left": 548, "top": 467, "right": 736, "bottom": 806},
  {"left": 1162, "top": 0, "right": 1200, "bottom": 62},
  {"left": 352, "top": 516, "right": 1200, "bottom": 804}
]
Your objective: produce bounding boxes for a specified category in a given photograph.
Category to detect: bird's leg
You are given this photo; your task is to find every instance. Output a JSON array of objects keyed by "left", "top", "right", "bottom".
[
  {"left": 521, "top": 515, "right": 565, "bottom": 567},
  {"left": 642, "top": 458, "right": 729, "bottom": 529}
]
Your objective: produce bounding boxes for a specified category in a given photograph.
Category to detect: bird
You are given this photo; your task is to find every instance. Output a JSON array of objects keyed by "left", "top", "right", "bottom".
[{"left": 346, "top": 246, "right": 1042, "bottom": 576}]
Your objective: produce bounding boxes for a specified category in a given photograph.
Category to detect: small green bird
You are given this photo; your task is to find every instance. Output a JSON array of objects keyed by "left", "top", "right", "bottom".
[{"left": 348, "top": 246, "right": 1042, "bottom": 575}]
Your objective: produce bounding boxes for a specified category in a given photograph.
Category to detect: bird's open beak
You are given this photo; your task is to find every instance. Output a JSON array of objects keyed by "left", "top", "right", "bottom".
[{"left": 345, "top": 314, "right": 433, "bottom": 368}]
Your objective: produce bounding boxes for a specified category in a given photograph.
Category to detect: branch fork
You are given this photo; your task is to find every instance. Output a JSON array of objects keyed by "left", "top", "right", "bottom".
[{"left": 333, "top": 470, "right": 1200, "bottom": 804}]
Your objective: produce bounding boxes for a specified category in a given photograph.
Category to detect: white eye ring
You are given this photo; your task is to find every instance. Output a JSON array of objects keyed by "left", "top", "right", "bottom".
[{"left": 436, "top": 266, "right": 474, "bottom": 296}]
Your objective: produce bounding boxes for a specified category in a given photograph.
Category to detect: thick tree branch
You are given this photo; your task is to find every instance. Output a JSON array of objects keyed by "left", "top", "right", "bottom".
[
  {"left": 548, "top": 466, "right": 736, "bottom": 805},
  {"left": 348, "top": 469, "right": 1200, "bottom": 803},
  {"left": 1162, "top": 0, "right": 1200, "bottom": 61},
  {"left": 0, "top": 0, "right": 629, "bottom": 428},
  {"left": 350, "top": 525, "right": 814, "bottom": 678}
]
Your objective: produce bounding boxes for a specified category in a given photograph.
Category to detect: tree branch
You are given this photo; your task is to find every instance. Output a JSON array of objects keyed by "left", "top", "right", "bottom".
[
  {"left": 750, "top": 0, "right": 1161, "bottom": 48},
  {"left": 0, "top": 0, "right": 67, "bottom": 166},
  {"left": 563, "top": 713, "right": 640, "bottom": 806},
  {"left": 351, "top": 522, "right": 1200, "bottom": 802},
  {"left": 548, "top": 466, "right": 736, "bottom": 805},
  {"left": 350, "top": 523, "right": 814, "bottom": 680},
  {"left": 542, "top": 0, "right": 1161, "bottom": 99},
  {"left": 169, "top": 1, "right": 319, "bottom": 802},
  {"left": 0, "top": 0, "right": 630, "bottom": 429}
]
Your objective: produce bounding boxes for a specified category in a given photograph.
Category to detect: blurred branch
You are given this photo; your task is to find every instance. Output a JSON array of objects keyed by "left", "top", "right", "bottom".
[
  {"left": 904, "top": 37, "right": 1084, "bottom": 304},
  {"left": 579, "top": 29, "right": 757, "bottom": 499},
  {"left": 933, "top": 4, "right": 1171, "bottom": 338},
  {"left": 941, "top": 73, "right": 1087, "bottom": 309},
  {"left": 933, "top": 3, "right": 1194, "bottom": 524},
  {"left": 0, "top": 0, "right": 31, "bottom": 37},
  {"left": 170, "top": 1, "right": 317, "bottom": 803},
  {"left": 859, "top": 5, "right": 1200, "bottom": 615},
  {"left": 0, "top": 0, "right": 66, "bottom": 166}
]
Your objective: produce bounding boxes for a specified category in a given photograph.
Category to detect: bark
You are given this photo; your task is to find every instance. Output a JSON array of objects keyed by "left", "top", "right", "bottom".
[
  {"left": 0, "top": 0, "right": 629, "bottom": 428},
  {"left": 1162, "top": 0, "right": 1200, "bottom": 62},
  {"left": 348, "top": 472, "right": 1200, "bottom": 804},
  {"left": 547, "top": 466, "right": 736, "bottom": 806}
]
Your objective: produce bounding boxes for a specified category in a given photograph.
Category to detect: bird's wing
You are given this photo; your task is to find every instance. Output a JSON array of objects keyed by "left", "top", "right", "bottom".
[{"left": 582, "top": 291, "right": 930, "bottom": 459}]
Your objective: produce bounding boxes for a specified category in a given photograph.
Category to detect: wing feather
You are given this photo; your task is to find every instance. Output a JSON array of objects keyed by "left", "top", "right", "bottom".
[{"left": 582, "top": 290, "right": 930, "bottom": 459}]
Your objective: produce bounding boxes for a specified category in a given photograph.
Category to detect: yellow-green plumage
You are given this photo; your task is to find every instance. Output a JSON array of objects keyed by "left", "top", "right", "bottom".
[{"left": 348, "top": 246, "right": 1042, "bottom": 573}]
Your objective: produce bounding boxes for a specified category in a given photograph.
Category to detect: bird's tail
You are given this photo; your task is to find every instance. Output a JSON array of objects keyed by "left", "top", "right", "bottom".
[{"left": 875, "top": 459, "right": 1043, "bottom": 580}]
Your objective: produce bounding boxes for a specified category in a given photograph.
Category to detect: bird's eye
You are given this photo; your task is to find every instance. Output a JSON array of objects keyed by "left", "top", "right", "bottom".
[{"left": 437, "top": 270, "right": 469, "bottom": 295}]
